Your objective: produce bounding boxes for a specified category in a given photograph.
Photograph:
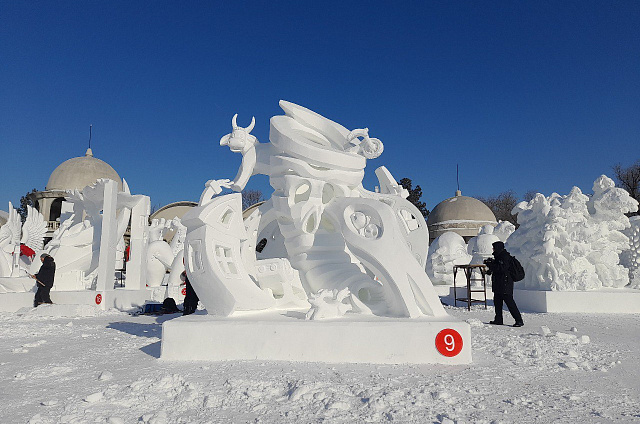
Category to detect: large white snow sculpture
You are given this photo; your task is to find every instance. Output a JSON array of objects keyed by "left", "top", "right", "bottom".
[
  {"left": 183, "top": 101, "right": 444, "bottom": 318},
  {"left": 46, "top": 179, "right": 149, "bottom": 291},
  {"left": 425, "top": 232, "right": 472, "bottom": 286},
  {"left": 507, "top": 176, "right": 639, "bottom": 291},
  {"left": 146, "top": 217, "right": 187, "bottom": 288},
  {"left": 492, "top": 220, "right": 516, "bottom": 242},
  {"left": 466, "top": 225, "right": 500, "bottom": 265}
]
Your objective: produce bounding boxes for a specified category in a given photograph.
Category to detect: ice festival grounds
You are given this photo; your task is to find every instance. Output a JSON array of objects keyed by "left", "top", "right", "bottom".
[{"left": 2, "top": 303, "right": 639, "bottom": 424}]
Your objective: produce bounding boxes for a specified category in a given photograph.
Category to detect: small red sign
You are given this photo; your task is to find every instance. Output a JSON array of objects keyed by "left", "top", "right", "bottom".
[
  {"left": 435, "top": 329, "right": 463, "bottom": 357},
  {"left": 95, "top": 294, "right": 102, "bottom": 305},
  {"left": 181, "top": 288, "right": 187, "bottom": 296}
]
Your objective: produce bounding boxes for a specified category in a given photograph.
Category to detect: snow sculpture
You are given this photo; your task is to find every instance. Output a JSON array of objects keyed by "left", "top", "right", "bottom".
[
  {"left": 0, "top": 203, "right": 47, "bottom": 278},
  {"left": 467, "top": 231, "right": 500, "bottom": 266},
  {"left": 621, "top": 216, "right": 640, "bottom": 288},
  {"left": 426, "top": 232, "right": 472, "bottom": 285},
  {"left": 507, "top": 176, "right": 639, "bottom": 291},
  {"left": 146, "top": 218, "right": 187, "bottom": 288},
  {"left": 493, "top": 220, "right": 516, "bottom": 242},
  {"left": 305, "top": 288, "right": 352, "bottom": 320},
  {"left": 45, "top": 179, "right": 149, "bottom": 291},
  {"left": 183, "top": 101, "right": 444, "bottom": 318}
]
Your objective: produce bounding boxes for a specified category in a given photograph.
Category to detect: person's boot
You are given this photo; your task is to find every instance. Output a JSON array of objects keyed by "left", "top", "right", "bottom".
[
  {"left": 489, "top": 319, "right": 503, "bottom": 325},
  {"left": 512, "top": 321, "right": 524, "bottom": 327}
]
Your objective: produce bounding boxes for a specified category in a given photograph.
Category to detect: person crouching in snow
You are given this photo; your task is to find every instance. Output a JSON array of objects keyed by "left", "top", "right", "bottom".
[
  {"left": 30, "top": 254, "right": 56, "bottom": 307},
  {"left": 484, "top": 241, "right": 524, "bottom": 327}
]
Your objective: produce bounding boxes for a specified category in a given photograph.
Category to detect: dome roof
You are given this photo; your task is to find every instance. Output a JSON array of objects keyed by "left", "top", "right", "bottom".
[
  {"left": 46, "top": 148, "right": 122, "bottom": 191},
  {"left": 427, "top": 191, "right": 497, "bottom": 226}
]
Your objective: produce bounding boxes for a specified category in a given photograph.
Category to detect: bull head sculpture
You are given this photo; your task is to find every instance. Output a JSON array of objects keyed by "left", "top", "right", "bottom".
[{"left": 220, "top": 114, "right": 257, "bottom": 153}]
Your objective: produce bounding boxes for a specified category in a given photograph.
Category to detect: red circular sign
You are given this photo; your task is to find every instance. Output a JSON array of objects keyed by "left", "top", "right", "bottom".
[
  {"left": 181, "top": 288, "right": 187, "bottom": 296},
  {"left": 95, "top": 294, "right": 102, "bottom": 305},
  {"left": 435, "top": 329, "right": 463, "bottom": 357}
]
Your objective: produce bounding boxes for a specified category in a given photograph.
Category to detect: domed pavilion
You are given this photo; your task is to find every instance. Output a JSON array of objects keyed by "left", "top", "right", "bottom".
[
  {"left": 29, "top": 148, "right": 123, "bottom": 239},
  {"left": 426, "top": 190, "right": 497, "bottom": 244}
]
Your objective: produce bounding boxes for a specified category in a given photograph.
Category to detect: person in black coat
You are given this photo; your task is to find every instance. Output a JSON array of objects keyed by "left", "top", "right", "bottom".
[
  {"left": 31, "top": 254, "right": 56, "bottom": 307},
  {"left": 181, "top": 271, "right": 199, "bottom": 315},
  {"left": 484, "top": 241, "right": 524, "bottom": 327}
]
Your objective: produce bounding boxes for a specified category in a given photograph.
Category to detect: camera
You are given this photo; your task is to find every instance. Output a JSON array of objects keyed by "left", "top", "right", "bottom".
[{"left": 483, "top": 258, "right": 494, "bottom": 265}]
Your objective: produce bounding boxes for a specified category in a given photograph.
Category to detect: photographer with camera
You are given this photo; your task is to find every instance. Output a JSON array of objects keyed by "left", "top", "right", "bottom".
[{"left": 484, "top": 241, "right": 524, "bottom": 327}]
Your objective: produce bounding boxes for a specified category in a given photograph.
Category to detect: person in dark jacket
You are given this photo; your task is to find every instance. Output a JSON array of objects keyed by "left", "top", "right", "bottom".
[
  {"left": 484, "top": 241, "right": 524, "bottom": 327},
  {"left": 181, "top": 270, "right": 199, "bottom": 315},
  {"left": 31, "top": 254, "right": 56, "bottom": 307}
]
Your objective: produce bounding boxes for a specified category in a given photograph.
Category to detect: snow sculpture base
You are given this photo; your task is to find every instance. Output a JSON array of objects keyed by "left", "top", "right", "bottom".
[
  {"left": 0, "top": 288, "right": 154, "bottom": 312},
  {"left": 513, "top": 288, "right": 640, "bottom": 313},
  {"left": 161, "top": 311, "right": 471, "bottom": 365}
]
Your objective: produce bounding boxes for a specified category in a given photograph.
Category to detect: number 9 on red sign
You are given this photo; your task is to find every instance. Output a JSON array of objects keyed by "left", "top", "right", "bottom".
[{"left": 435, "top": 329, "right": 463, "bottom": 357}]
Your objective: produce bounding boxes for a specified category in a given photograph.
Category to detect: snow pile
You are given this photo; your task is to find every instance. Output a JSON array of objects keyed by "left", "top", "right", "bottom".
[
  {"left": 507, "top": 175, "right": 639, "bottom": 291},
  {"left": 474, "top": 324, "right": 615, "bottom": 373},
  {"left": 621, "top": 216, "right": 640, "bottom": 288}
]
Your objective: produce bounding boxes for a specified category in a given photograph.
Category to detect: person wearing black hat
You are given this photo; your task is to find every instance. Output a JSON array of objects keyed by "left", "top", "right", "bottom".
[
  {"left": 483, "top": 241, "right": 524, "bottom": 327},
  {"left": 30, "top": 253, "right": 56, "bottom": 307}
]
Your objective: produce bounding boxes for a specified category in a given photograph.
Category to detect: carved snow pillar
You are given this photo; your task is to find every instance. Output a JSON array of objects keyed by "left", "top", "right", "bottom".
[
  {"left": 95, "top": 180, "right": 119, "bottom": 308},
  {"left": 125, "top": 196, "right": 150, "bottom": 291}
]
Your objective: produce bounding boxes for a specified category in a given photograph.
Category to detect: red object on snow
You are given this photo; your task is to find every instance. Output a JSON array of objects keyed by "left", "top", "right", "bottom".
[{"left": 19, "top": 244, "right": 36, "bottom": 259}]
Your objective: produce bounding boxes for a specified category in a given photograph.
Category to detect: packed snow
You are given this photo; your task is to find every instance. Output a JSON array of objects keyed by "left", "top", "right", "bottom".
[
  {"left": 1, "top": 304, "right": 638, "bottom": 423},
  {"left": 508, "top": 175, "right": 639, "bottom": 291}
]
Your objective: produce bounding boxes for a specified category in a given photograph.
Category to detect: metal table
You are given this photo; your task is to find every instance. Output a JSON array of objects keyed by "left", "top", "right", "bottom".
[{"left": 453, "top": 264, "right": 488, "bottom": 311}]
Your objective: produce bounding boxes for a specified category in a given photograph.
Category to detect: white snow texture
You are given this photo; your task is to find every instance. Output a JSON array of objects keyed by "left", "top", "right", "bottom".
[{"left": 507, "top": 175, "right": 639, "bottom": 291}]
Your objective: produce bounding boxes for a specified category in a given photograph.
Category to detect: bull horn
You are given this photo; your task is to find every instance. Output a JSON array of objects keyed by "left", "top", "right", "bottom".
[
  {"left": 246, "top": 116, "right": 255, "bottom": 132},
  {"left": 232, "top": 113, "right": 238, "bottom": 129}
]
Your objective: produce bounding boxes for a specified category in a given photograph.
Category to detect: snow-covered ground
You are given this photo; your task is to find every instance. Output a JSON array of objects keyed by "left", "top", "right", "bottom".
[{"left": 1, "top": 304, "right": 639, "bottom": 424}]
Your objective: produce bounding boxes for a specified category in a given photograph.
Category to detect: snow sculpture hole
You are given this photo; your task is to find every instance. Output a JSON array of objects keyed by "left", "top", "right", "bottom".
[
  {"left": 215, "top": 245, "right": 238, "bottom": 276},
  {"left": 322, "top": 184, "right": 335, "bottom": 204},
  {"left": 294, "top": 182, "right": 311, "bottom": 204},
  {"left": 187, "top": 240, "right": 203, "bottom": 273},
  {"left": 358, "top": 288, "right": 371, "bottom": 302},
  {"left": 220, "top": 209, "right": 234, "bottom": 227},
  {"left": 305, "top": 215, "right": 316, "bottom": 233},
  {"left": 399, "top": 209, "right": 419, "bottom": 232},
  {"left": 364, "top": 223, "right": 380, "bottom": 239},
  {"left": 351, "top": 212, "right": 368, "bottom": 230}
]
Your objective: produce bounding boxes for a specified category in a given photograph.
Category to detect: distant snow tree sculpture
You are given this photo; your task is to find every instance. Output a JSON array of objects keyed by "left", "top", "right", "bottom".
[{"left": 507, "top": 175, "right": 639, "bottom": 291}]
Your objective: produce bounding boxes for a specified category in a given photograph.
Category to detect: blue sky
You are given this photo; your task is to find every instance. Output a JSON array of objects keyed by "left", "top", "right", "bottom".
[{"left": 1, "top": 1, "right": 639, "bottom": 212}]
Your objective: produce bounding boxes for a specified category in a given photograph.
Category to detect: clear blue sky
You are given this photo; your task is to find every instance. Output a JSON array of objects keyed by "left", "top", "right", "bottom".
[{"left": 1, "top": 1, "right": 639, "bottom": 211}]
